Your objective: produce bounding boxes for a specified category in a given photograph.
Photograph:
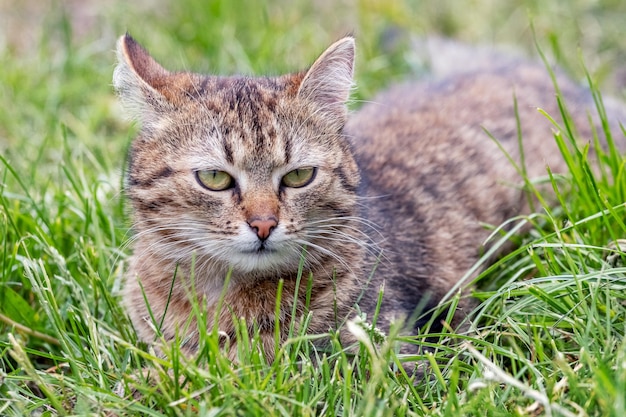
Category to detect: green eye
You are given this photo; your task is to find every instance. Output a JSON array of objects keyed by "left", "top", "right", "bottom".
[
  {"left": 195, "top": 170, "right": 234, "bottom": 191},
  {"left": 281, "top": 167, "right": 317, "bottom": 188}
]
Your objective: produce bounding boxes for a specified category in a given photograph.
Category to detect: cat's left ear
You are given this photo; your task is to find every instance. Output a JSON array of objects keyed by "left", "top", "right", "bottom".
[
  {"left": 113, "top": 33, "right": 179, "bottom": 127},
  {"left": 297, "top": 37, "right": 355, "bottom": 121}
]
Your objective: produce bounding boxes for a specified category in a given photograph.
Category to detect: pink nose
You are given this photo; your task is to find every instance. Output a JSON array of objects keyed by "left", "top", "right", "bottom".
[{"left": 248, "top": 217, "right": 278, "bottom": 240}]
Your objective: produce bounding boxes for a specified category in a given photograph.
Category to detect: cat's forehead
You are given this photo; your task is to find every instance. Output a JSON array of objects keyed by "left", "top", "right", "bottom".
[
  {"left": 198, "top": 75, "right": 297, "bottom": 108},
  {"left": 186, "top": 75, "right": 316, "bottom": 166},
  {"left": 190, "top": 76, "right": 292, "bottom": 133},
  {"left": 170, "top": 73, "right": 341, "bottom": 176}
]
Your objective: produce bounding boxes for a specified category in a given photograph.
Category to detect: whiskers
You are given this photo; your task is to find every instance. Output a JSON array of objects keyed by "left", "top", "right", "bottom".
[
  {"left": 122, "top": 216, "right": 231, "bottom": 278},
  {"left": 123, "top": 210, "right": 384, "bottom": 285},
  {"left": 291, "top": 214, "right": 385, "bottom": 278},
  {"left": 305, "top": 216, "right": 385, "bottom": 251}
]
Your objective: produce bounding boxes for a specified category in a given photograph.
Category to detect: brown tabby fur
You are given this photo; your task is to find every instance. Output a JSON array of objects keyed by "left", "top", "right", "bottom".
[{"left": 114, "top": 34, "right": 625, "bottom": 361}]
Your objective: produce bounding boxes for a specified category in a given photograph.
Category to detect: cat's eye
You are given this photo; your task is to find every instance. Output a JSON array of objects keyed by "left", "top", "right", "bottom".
[
  {"left": 195, "top": 169, "right": 234, "bottom": 191},
  {"left": 281, "top": 167, "right": 317, "bottom": 188}
]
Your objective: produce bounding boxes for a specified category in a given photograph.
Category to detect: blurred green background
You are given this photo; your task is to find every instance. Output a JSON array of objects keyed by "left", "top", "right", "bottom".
[
  {"left": 2, "top": 0, "right": 626, "bottom": 170},
  {"left": 2, "top": 0, "right": 626, "bottom": 148}
]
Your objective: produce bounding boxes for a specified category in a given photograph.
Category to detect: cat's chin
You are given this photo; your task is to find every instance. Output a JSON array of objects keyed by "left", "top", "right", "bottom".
[{"left": 226, "top": 249, "right": 298, "bottom": 274}]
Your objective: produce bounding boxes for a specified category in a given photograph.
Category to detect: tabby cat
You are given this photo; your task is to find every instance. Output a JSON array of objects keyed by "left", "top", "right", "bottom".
[{"left": 113, "top": 34, "right": 624, "bottom": 361}]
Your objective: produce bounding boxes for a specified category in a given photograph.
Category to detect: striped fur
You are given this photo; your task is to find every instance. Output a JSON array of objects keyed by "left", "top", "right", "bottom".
[{"left": 114, "top": 34, "right": 626, "bottom": 361}]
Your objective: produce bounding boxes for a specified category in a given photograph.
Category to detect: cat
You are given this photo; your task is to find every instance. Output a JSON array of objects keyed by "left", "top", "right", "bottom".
[{"left": 113, "top": 33, "right": 625, "bottom": 362}]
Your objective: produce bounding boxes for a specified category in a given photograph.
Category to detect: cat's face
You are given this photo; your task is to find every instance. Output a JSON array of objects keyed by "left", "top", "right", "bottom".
[{"left": 115, "top": 35, "right": 360, "bottom": 275}]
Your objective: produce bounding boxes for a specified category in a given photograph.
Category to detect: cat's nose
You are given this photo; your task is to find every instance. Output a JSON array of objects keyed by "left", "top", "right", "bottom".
[{"left": 248, "top": 216, "right": 278, "bottom": 241}]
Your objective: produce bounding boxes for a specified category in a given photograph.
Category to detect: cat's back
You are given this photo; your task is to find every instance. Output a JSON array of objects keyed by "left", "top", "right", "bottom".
[
  {"left": 345, "top": 57, "right": 622, "bottom": 327},
  {"left": 348, "top": 61, "right": 587, "bottom": 185},
  {"left": 347, "top": 62, "right": 569, "bottom": 239}
]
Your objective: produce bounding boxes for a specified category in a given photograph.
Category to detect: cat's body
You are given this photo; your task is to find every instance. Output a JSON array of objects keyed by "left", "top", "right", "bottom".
[
  {"left": 348, "top": 60, "right": 617, "bottom": 333},
  {"left": 114, "top": 34, "right": 624, "bottom": 360}
]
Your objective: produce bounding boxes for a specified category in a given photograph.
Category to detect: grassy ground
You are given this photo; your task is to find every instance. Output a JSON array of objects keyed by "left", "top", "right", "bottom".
[{"left": 1, "top": 0, "right": 625, "bottom": 415}]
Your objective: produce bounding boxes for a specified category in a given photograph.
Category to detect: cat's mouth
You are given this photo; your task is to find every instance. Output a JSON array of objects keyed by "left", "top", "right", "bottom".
[
  {"left": 228, "top": 243, "right": 293, "bottom": 273},
  {"left": 239, "top": 242, "right": 274, "bottom": 254},
  {"left": 251, "top": 243, "right": 274, "bottom": 254}
]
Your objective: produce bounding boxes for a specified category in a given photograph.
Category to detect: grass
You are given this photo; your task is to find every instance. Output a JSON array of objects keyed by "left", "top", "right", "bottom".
[{"left": 1, "top": 0, "right": 626, "bottom": 415}]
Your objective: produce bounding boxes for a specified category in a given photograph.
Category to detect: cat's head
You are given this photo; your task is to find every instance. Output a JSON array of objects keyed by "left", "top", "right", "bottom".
[{"left": 114, "top": 34, "right": 361, "bottom": 275}]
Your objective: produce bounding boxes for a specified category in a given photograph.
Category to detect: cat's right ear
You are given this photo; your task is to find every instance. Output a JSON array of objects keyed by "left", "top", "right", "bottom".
[
  {"left": 113, "top": 33, "right": 175, "bottom": 125},
  {"left": 297, "top": 37, "right": 355, "bottom": 123}
]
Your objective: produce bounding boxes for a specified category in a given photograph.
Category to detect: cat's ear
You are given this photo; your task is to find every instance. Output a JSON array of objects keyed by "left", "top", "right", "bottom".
[
  {"left": 297, "top": 37, "right": 355, "bottom": 121},
  {"left": 113, "top": 33, "right": 177, "bottom": 125}
]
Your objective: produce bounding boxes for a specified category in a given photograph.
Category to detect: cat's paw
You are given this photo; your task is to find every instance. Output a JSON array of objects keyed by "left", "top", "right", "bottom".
[{"left": 605, "top": 239, "right": 626, "bottom": 267}]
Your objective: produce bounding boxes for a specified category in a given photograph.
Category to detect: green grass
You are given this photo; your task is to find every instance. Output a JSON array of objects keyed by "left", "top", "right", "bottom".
[{"left": 1, "top": 0, "right": 626, "bottom": 415}]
